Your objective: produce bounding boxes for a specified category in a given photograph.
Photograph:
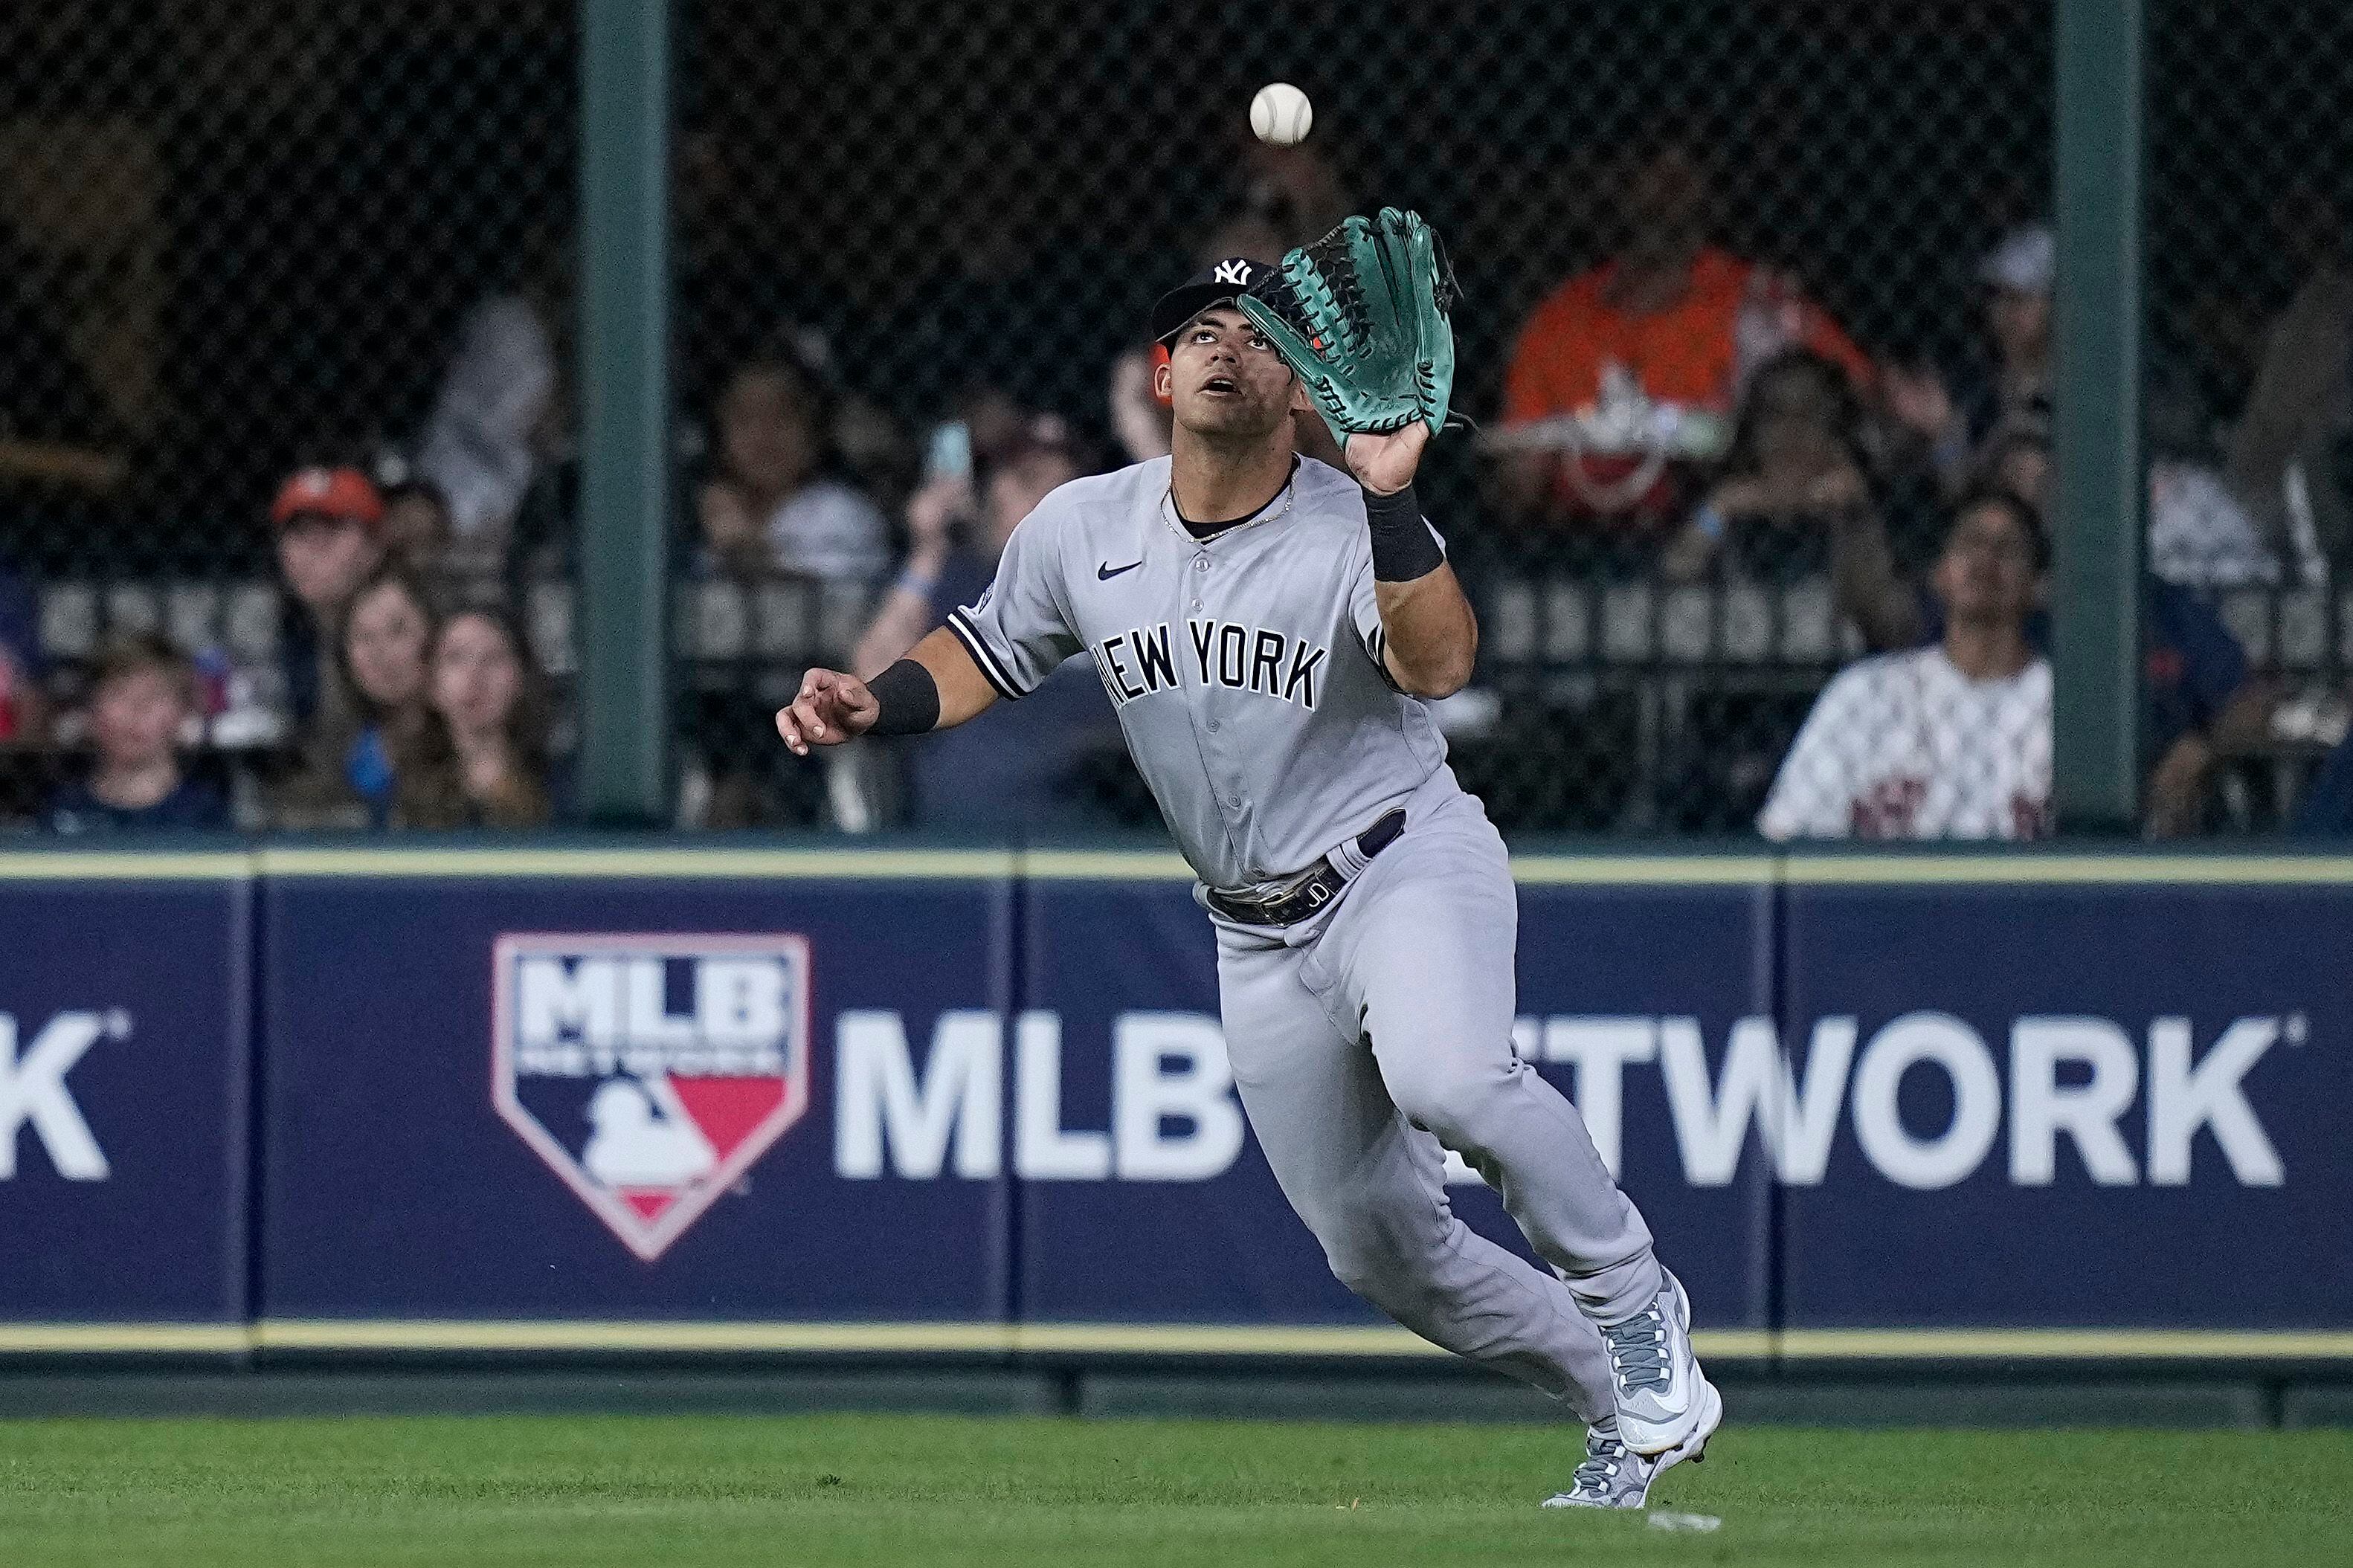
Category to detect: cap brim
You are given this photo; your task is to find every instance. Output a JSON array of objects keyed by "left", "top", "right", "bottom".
[{"left": 1150, "top": 282, "right": 1246, "bottom": 346}]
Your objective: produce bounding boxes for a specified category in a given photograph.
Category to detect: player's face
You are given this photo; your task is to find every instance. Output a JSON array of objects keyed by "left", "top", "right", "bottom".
[
  {"left": 1934, "top": 500, "right": 2042, "bottom": 625},
  {"left": 1163, "top": 307, "right": 1301, "bottom": 440}
]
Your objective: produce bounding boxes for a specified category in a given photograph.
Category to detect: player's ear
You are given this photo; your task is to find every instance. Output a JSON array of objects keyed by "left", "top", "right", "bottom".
[
  {"left": 1287, "top": 370, "right": 1312, "bottom": 413},
  {"left": 1152, "top": 351, "right": 1173, "bottom": 402}
]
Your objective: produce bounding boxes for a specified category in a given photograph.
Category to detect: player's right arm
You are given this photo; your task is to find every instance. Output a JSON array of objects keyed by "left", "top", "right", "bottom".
[
  {"left": 774, "top": 627, "right": 998, "bottom": 755},
  {"left": 778, "top": 496, "right": 1080, "bottom": 755}
]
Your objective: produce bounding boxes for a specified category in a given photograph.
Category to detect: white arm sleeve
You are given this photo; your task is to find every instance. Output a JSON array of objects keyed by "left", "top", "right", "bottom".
[{"left": 943, "top": 511, "right": 1082, "bottom": 700}]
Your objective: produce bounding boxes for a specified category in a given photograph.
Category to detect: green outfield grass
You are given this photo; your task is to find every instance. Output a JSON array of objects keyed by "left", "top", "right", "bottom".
[{"left": 0, "top": 1412, "right": 2347, "bottom": 1567}]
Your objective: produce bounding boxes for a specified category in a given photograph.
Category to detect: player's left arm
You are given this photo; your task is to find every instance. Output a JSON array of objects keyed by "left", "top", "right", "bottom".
[{"left": 1346, "top": 422, "right": 1478, "bottom": 699}]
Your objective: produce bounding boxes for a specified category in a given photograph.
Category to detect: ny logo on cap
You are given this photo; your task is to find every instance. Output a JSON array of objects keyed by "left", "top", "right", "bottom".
[{"left": 1213, "top": 259, "right": 1253, "bottom": 285}]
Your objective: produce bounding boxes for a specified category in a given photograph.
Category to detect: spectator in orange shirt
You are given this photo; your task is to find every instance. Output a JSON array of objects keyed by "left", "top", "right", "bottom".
[{"left": 1493, "top": 142, "right": 1870, "bottom": 558}]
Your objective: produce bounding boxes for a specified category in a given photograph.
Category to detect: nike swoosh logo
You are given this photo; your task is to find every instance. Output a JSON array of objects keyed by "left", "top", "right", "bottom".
[{"left": 1097, "top": 560, "right": 1143, "bottom": 580}]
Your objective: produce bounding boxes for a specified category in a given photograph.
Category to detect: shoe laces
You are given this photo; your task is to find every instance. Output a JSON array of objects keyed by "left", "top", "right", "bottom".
[
  {"left": 1603, "top": 1306, "right": 1672, "bottom": 1395},
  {"left": 1567, "top": 1430, "right": 1628, "bottom": 1497}
]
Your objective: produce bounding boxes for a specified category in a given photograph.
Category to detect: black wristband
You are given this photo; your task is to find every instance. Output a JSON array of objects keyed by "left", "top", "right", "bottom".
[
  {"left": 865, "top": 658, "right": 941, "bottom": 737},
  {"left": 1365, "top": 482, "right": 1444, "bottom": 582}
]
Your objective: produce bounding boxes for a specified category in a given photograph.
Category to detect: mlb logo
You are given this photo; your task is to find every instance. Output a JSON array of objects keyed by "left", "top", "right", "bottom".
[{"left": 492, "top": 933, "right": 812, "bottom": 1260}]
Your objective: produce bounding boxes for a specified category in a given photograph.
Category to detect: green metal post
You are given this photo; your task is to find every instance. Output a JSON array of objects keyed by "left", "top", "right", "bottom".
[
  {"left": 2051, "top": 0, "right": 2144, "bottom": 833},
  {"left": 576, "top": 0, "right": 672, "bottom": 825}
]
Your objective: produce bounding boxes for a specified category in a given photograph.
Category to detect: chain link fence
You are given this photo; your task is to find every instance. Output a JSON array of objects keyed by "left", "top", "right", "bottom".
[
  {"left": 2146, "top": 0, "right": 2353, "bottom": 833},
  {"left": 0, "top": 0, "right": 576, "bottom": 828},
  {"left": 2, "top": 1, "right": 2346, "bottom": 842},
  {"left": 677, "top": 0, "right": 2061, "bottom": 839}
]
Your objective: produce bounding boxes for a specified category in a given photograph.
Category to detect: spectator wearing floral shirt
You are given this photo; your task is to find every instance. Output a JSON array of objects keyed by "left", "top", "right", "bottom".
[
  {"left": 1763, "top": 490, "right": 2052, "bottom": 841},
  {"left": 1835, "top": 421, "right": 2270, "bottom": 835}
]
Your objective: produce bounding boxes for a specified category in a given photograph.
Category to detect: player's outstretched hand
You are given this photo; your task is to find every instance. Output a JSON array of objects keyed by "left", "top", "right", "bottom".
[
  {"left": 775, "top": 668, "right": 879, "bottom": 755},
  {"left": 1342, "top": 419, "right": 1432, "bottom": 497}
]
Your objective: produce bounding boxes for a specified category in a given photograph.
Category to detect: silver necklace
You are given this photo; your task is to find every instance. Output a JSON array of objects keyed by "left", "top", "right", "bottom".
[{"left": 1163, "top": 470, "right": 1296, "bottom": 546}]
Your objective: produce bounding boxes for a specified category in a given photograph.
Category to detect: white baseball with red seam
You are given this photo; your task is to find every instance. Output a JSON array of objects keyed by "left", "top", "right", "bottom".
[{"left": 1249, "top": 83, "right": 1313, "bottom": 146}]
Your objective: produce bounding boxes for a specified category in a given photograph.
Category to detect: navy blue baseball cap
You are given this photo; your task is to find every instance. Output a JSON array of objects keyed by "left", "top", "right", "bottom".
[{"left": 1150, "top": 257, "right": 1268, "bottom": 346}]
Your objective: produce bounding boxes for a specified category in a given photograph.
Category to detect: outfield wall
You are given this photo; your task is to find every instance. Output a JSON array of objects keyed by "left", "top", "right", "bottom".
[{"left": 2, "top": 845, "right": 2349, "bottom": 1362}]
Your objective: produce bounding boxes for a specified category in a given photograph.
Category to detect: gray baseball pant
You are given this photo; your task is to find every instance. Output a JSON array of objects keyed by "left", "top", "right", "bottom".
[{"left": 1211, "top": 778, "right": 1663, "bottom": 1419}]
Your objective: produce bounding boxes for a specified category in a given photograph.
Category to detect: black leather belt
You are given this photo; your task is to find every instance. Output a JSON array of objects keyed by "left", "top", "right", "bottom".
[{"left": 1205, "top": 809, "right": 1407, "bottom": 927}]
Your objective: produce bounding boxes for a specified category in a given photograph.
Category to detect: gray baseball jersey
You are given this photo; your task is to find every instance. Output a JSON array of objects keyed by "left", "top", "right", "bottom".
[{"left": 945, "top": 454, "right": 1446, "bottom": 890}]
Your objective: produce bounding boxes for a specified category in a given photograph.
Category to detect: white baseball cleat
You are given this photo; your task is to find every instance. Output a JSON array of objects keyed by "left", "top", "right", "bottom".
[
  {"left": 1539, "top": 1411, "right": 1718, "bottom": 1510},
  {"left": 1541, "top": 1423, "right": 1662, "bottom": 1509},
  {"left": 1599, "top": 1269, "right": 1722, "bottom": 1458}
]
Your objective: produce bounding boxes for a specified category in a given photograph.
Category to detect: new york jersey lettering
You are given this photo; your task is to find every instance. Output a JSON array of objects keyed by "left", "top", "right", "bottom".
[
  {"left": 1094, "top": 623, "right": 1182, "bottom": 703},
  {"left": 1179, "top": 619, "right": 1327, "bottom": 711},
  {"left": 947, "top": 454, "right": 1446, "bottom": 888}
]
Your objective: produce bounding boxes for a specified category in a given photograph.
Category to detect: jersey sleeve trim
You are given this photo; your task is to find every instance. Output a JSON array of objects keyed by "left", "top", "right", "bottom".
[
  {"left": 945, "top": 607, "right": 1030, "bottom": 701},
  {"left": 1362, "top": 624, "right": 1409, "bottom": 696}
]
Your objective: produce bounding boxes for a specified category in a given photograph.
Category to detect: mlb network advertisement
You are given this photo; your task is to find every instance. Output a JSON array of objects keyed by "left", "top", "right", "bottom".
[
  {"left": 3, "top": 860, "right": 2349, "bottom": 1334},
  {"left": 0, "top": 874, "right": 250, "bottom": 1322}
]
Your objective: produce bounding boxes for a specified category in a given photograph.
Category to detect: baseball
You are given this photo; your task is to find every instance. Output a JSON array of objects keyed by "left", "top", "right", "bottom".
[{"left": 1250, "top": 82, "right": 1313, "bottom": 147}]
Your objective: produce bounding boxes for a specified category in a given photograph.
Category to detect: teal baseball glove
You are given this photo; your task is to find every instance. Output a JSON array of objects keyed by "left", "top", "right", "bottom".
[{"left": 1237, "top": 207, "right": 1459, "bottom": 445}]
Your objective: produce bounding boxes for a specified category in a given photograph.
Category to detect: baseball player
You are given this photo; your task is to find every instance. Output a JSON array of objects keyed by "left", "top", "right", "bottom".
[{"left": 777, "top": 212, "right": 1719, "bottom": 1509}]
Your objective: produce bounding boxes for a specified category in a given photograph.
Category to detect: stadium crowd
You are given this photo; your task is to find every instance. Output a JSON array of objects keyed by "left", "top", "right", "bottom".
[{"left": 4, "top": 123, "right": 2353, "bottom": 842}]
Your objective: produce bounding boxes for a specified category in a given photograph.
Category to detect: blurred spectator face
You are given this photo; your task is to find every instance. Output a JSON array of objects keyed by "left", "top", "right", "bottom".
[
  {"left": 344, "top": 578, "right": 431, "bottom": 712},
  {"left": 1988, "top": 285, "right": 2050, "bottom": 369},
  {"left": 1745, "top": 358, "right": 1848, "bottom": 483},
  {"left": 1933, "top": 497, "right": 2043, "bottom": 627},
  {"left": 1612, "top": 146, "right": 1708, "bottom": 274},
  {"left": 985, "top": 447, "right": 1082, "bottom": 549},
  {"left": 956, "top": 387, "right": 1031, "bottom": 467},
  {"left": 91, "top": 662, "right": 188, "bottom": 772},
  {"left": 430, "top": 612, "right": 523, "bottom": 746},
  {"left": 2270, "top": 181, "right": 2343, "bottom": 276},
  {"left": 271, "top": 466, "right": 387, "bottom": 616},
  {"left": 1239, "top": 142, "right": 1348, "bottom": 245},
  {"left": 277, "top": 514, "right": 384, "bottom": 616},
  {"left": 1990, "top": 433, "right": 2053, "bottom": 513},
  {"left": 1200, "top": 215, "right": 1286, "bottom": 270},
  {"left": 718, "top": 364, "right": 820, "bottom": 501},
  {"left": 1978, "top": 227, "right": 2054, "bottom": 370},
  {"left": 382, "top": 488, "right": 451, "bottom": 567}
]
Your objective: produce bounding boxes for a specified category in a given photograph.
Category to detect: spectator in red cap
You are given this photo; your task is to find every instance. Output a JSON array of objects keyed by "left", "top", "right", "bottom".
[{"left": 268, "top": 464, "right": 387, "bottom": 758}]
